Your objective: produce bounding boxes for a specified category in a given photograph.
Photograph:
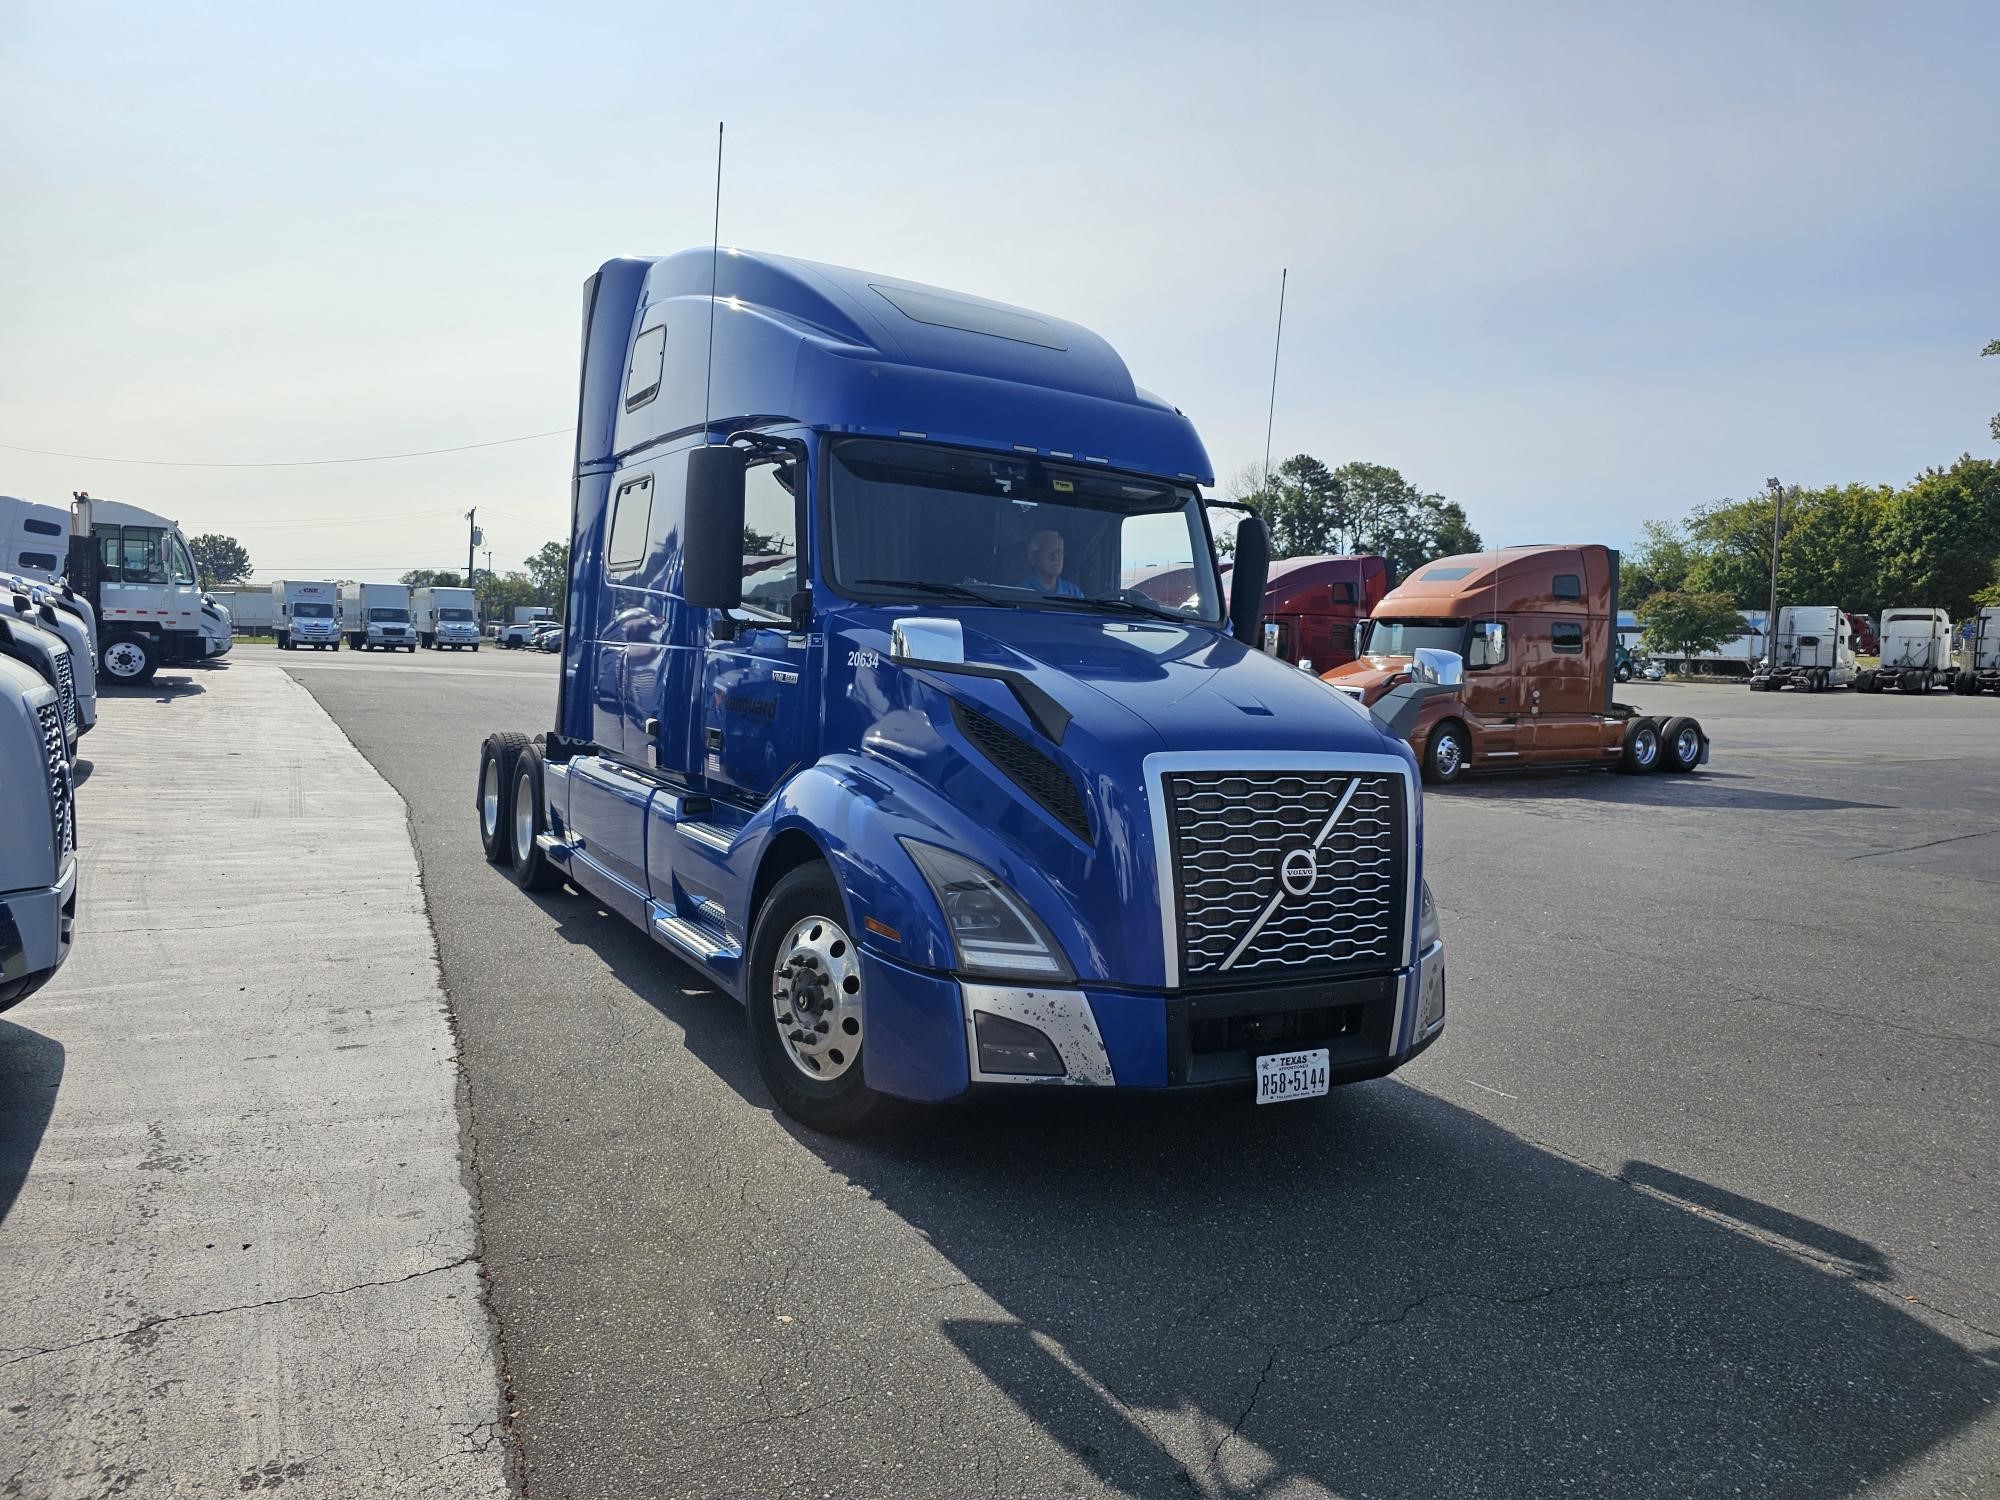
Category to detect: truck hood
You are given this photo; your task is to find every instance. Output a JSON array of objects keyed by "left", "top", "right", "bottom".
[
  {"left": 946, "top": 611, "right": 1393, "bottom": 756},
  {"left": 1320, "top": 655, "right": 1413, "bottom": 708}
]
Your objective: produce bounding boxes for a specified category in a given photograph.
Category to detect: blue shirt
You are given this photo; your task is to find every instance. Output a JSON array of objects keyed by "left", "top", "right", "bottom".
[{"left": 1018, "top": 575, "right": 1083, "bottom": 598}]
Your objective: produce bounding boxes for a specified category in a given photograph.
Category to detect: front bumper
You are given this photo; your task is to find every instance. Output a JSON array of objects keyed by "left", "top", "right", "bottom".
[
  {"left": 0, "top": 857, "right": 78, "bottom": 1010},
  {"left": 858, "top": 940, "right": 1445, "bottom": 1101}
]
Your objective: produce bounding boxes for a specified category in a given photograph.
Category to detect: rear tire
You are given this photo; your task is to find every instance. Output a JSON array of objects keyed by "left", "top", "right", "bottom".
[
  {"left": 509, "top": 746, "right": 564, "bottom": 892},
  {"left": 745, "top": 865, "right": 894, "bottom": 1135},
  {"left": 1421, "top": 720, "right": 1469, "bottom": 785},
  {"left": 477, "top": 731, "right": 530, "bottom": 864},
  {"left": 1659, "top": 716, "right": 1703, "bottom": 773},
  {"left": 1617, "top": 717, "right": 1661, "bottom": 773}
]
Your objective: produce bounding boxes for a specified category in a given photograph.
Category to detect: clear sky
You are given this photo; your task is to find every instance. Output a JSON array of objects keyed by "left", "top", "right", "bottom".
[{"left": 4, "top": 1, "right": 1996, "bottom": 579}]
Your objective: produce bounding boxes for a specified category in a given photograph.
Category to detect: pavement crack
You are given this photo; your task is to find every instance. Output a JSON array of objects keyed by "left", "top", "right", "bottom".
[
  {"left": 1212, "top": 1345, "right": 1279, "bottom": 1460},
  {"left": 1845, "top": 827, "right": 2000, "bottom": 860},
  {"left": 0, "top": 1254, "right": 479, "bottom": 1369}
]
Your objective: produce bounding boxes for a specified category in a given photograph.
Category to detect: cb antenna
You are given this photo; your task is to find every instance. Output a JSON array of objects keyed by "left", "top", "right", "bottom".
[
  {"left": 1261, "top": 267, "right": 1287, "bottom": 488},
  {"left": 701, "top": 121, "right": 725, "bottom": 441}
]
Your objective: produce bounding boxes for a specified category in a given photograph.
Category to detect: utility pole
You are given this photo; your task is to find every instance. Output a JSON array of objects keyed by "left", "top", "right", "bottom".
[
  {"left": 1764, "top": 477, "right": 1785, "bottom": 667},
  {"left": 465, "top": 509, "right": 481, "bottom": 588}
]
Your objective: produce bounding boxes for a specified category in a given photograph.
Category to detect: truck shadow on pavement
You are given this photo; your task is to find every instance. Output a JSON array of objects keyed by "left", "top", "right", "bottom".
[
  {"left": 0, "top": 1019, "right": 65, "bottom": 1227},
  {"left": 98, "top": 676, "right": 207, "bottom": 705},
  {"left": 540, "top": 896, "right": 1996, "bottom": 1499}
]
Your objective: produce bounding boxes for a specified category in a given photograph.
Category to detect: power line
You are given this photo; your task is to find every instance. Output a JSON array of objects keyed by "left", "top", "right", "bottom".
[{"left": 0, "top": 428, "right": 573, "bottom": 468}]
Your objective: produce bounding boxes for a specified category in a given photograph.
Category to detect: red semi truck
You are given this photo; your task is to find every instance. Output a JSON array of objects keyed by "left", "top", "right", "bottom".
[
  {"left": 1131, "top": 553, "right": 1390, "bottom": 672},
  {"left": 1322, "top": 544, "right": 1710, "bottom": 784}
]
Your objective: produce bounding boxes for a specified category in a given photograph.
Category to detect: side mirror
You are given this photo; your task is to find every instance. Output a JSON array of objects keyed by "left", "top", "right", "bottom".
[
  {"left": 1228, "top": 514, "right": 1270, "bottom": 647},
  {"left": 889, "top": 616, "right": 965, "bottom": 667},
  {"left": 1412, "top": 648, "right": 1464, "bottom": 687},
  {"left": 683, "top": 445, "right": 747, "bottom": 610}
]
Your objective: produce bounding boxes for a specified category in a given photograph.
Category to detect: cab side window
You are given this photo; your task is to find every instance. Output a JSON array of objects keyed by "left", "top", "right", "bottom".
[
  {"left": 606, "top": 476, "right": 654, "bottom": 580},
  {"left": 740, "top": 457, "right": 802, "bottom": 619},
  {"left": 1467, "top": 620, "right": 1508, "bottom": 668},
  {"left": 1552, "top": 573, "right": 1582, "bottom": 599},
  {"left": 625, "top": 324, "right": 666, "bottom": 410},
  {"left": 1551, "top": 623, "right": 1584, "bottom": 654},
  {"left": 19, "top": 551, "right": 58, "bottom": 572}
]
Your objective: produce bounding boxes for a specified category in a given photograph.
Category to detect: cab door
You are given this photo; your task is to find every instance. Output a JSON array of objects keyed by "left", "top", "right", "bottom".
[
  {"left": 1460, "top": 619, "right": 1521, "bottom": 761},
  {"left": 1527, "top": 620, "right": 1605, "bottom": 759},
  {"left": 699, "top": 453, "right": 814, "bottom": 803}
]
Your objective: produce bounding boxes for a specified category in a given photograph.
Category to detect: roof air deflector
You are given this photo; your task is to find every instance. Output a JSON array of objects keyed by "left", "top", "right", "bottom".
[{"left": 869, "top": 284, "right": 1068, "bottom": 351}]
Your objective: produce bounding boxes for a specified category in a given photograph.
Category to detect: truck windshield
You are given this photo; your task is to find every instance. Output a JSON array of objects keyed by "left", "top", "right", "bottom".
[
  {"left": 438, "top": 608, "right": 474, "bottom": 621},
  {"left": 293, "top": 602, "right": 333, "bottom": 618},
  {"left": 826, "top": 438, "right": 1223, "bottom": 623},
  {"left": 369, "top": 608, "right": 411, "bottom": 623},
  {"left": 1363, "top": 618, "right": 1465, "bottom": 657}
]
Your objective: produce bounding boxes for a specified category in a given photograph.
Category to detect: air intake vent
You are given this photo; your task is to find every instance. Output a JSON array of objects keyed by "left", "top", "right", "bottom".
[{"left": 949, "top": 699, "right": 1091, "bottom": 843}]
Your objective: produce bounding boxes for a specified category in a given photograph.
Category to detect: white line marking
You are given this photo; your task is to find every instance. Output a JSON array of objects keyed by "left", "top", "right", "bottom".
[{"left": 1465, "top": 1079, "right": 1519, "bottom": 1100}]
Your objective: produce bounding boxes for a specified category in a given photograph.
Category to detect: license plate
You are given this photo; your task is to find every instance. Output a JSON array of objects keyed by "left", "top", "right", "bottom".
[{"left": 1255, "top": 1048, "right": 1330, "bottom": 1104}]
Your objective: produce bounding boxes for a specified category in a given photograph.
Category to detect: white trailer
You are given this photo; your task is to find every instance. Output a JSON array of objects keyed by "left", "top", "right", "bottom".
[
  {"left": 414, "top": 586, "right": 481, "bottom": 650},
  {"left": 0, "top": 646, "right": 76, "bottom": 1012},
  {"left": 512, "top": 606, "right": 553, "bottom": 626},
  {"left": 1952, "top": 607, "right": 2000, "bottom": 696},
  {"left": 1749, "top": 606, "right": 1856, "bottom": 693},
  {"left": 1857, "top": 609, "right": 1954, "bottom": 694},
  {"left": 210, "top": 585, "right": 275, "bottom": 634},
  {"left": 1652, "top": 608, "right": 1767, "bottom": 677},
  {"left": 338, "top": 582, "right": 416, "bottom": 652},
  {"left": 272, "top": 580, "right": 342, "bottom": 651}
]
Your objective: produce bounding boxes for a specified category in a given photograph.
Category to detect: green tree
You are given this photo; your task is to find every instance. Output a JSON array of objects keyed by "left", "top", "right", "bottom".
[
  {"left": 1638, "top": 590, "right": 1745, "bottom": 665},
  {"left": 1872, "top": 455, "right": 2000, "bottom": 616},
  {"left": 399, "top": 568, "right": 462, "bottom": 588},
  {"left": 523, "top": 541, "right": 569, "bottom": 611},
  {"left": 1231, "top": 456, "right": 1482, "bottom": 577},
  {"left": 1971, "top": 561, "right": 2000, "bottom": 610},
  {"left": 1620, "top": 519, "right": 1698, "bottom": 610},
  {"left": 188, "top": 534, "right": 252, "bottom": 590},
  {"left": 476, "top": 571, "right": 539, "bottom": 621}
]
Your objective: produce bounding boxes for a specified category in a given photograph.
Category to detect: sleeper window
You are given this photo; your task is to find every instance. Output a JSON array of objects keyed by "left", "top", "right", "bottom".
[
  {"left": 1552, "top": 573, "right": 1582, "bottom": 599},
  {"left": 1551, "top": 622, "right": 1584, "bottom": 653},
  {"left": 606, "top": 476, "right": 654, "bottom": 578},
  {"left": 625, "top": 325, "right": 666, "bottom": 410},
  {"left": 19, "top": 551, "right": 58, "bottom": 572}
]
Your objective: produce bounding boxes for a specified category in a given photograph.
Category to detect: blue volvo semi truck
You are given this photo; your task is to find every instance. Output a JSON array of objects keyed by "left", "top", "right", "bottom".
[{"left": 477, "top": 250, "right": 1448, "bottom": 1131}]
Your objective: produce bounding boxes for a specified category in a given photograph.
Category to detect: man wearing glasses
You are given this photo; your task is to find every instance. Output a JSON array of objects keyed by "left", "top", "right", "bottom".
[{"left": 1018, "top": 529, "right": 1083, "bottom": 598}]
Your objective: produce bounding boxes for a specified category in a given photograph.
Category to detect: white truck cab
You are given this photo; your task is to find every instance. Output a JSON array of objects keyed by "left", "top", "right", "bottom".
[
  {"left": 273, "top": 580, "right": 342, "bottom": 651},
  {"left": 1751, "top": 605, "right": 1856, "bottom": 693},
  {"left": 1859, "top": 609, "right": 1955, "bottom": 695},
  {"left": 198, "top": 593, "right": 233, "bottom": 658},
  {"left": 1953, "top": 607, "right": 2000, "bottom": 696},
  {"left": 414, "top": 585, "right": 480, "bottom": 650},
  {"left": 66, "top": 494, "right": 210, "bottom": 685},
  {"left": 0, "top": 649, "right": 77, "bottom": 1013},
  {"left": 339, "top": 582, "right": 416, "bottom": 651},
  {"left": 3, "top": 578, "right": 96, "bottom": 736},
  {"left": 0, "top": 603, "right": 83, "bottom": 762}
]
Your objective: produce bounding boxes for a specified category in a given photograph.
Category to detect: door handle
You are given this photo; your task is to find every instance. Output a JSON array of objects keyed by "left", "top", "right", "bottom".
[{"left": 705, "top": 727, "right": 724, "bottom": 751}]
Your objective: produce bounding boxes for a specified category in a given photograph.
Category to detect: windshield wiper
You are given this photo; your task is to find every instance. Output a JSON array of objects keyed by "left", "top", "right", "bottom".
[
  {"left": 1034, "top": 591, "right": 1195, "bottom": 624},
  {"left": 853, "top": 578, "right": 1013, "bottom": 606}
]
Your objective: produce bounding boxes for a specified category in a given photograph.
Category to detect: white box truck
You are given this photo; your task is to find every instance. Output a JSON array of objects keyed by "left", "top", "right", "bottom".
[
  {"left": 1952, "top": 607, "right": 2000, "bottom": 696},
  {"left": 0, "top": 645, "right": 76, "bottom": 1012},
  {"left": 1749, "top": 606, "right": 1856, "bottom": 693},
  {"left": 414, "top": 585, "right": 480, "bottom": 650},
  {"left": 339, "top": 582, "right": 416, "bottom": 652},
  {"left": 1857, "top": 609, "right": 1954, "bottom": 694},
  {"left": 272, "top": 580, "right": 341, "bottom": 651}
]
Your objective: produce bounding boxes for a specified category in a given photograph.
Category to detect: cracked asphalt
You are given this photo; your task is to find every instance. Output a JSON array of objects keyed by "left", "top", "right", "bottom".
[{"left": 280, "top": 647, "right": 2000, "bottom": 1499}]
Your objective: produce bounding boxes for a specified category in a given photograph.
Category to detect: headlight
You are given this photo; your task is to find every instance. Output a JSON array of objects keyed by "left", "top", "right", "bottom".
[
  {"left": 899, "top": 839, "right": 1073, "bottom": 980},
  {"left": 1418, "top": 878, "right": 1440, "bottom": 951}
]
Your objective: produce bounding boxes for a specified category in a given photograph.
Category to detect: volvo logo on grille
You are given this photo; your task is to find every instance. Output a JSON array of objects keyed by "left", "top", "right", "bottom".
[{"left": 1278, "top": 846, "right": 1322, "bottom": 897}]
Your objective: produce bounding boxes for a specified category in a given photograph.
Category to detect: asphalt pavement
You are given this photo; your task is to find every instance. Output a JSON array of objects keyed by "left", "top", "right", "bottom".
[{"left": 280, "top": 645, "right": 2000, "bottom": 1500}]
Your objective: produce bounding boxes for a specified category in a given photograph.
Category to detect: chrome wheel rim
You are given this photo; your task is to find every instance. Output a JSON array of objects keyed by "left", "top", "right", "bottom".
[
  {"left": 514, "top": 767, "right": 536, "bottom": 862},
  {"left": 771, "top": 914, "right": 863, "bottom": 1082},
  {"left": 104, "top": 641, "right": 146, "bottom": 679},
  {"left": 482, "top": 760, "right": 500, "bottom": 839},
  {"left": 1634, "top": 732, "right": 1658, "bottom": 767},
  {"left": 1675, "top": 727, "right": 1700, "bottom": 763},
  {"left": 1435, "top": 734, "right": 1462, "bottom": 778}
]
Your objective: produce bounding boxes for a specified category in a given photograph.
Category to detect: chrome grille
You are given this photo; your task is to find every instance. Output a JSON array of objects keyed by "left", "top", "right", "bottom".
[
  {"left": 1165, "top": 770, "right": 1405, "bottom": 983},
  {"left": 52, "top": 649, "right": 78, "bottom": 739},
  {"left": 35, "top": 701, "right": 74, "bottom": 857}
]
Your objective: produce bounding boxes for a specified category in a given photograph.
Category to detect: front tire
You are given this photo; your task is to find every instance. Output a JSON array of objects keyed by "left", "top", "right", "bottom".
[
  {"left": 100, "top": 632, "right": 158, "bottom": 686},
  {"left": 477, "top": 732, "right": 530, "bottom": 864},
  {"left": 1421, "top": 720, "right": 1469, "bottom": 785},
  {"left": 745, "top": 865, "right": 892, "bottom": 1134}
]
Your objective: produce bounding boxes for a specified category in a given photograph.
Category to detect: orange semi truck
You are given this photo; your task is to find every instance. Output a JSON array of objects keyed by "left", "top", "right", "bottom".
[{"left": 1322, "top": 544, "right": 1711, "bottom": 785}]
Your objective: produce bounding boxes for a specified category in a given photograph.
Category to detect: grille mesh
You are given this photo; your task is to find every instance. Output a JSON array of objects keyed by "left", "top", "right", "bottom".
[
  {"left": 1166, "top": 770, "right": 1404, "bottom": 982},
  {"left": 36, "top": 701, "right": 74, "bottom": 857},
  {"left": 52, "top": 649, "right": 78, "bottom": 739},
  {"left": 950, "top": 700, "right": 1092, "bottom": 843}
]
